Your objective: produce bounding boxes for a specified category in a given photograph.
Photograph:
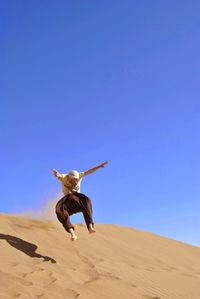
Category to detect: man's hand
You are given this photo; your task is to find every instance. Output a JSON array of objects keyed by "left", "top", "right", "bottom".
[
  {"left": 101, "top": 161, "right": 109, "bottom": 168},
  {"left": 53, "top": 169, "right": 59, "bottom": 177}
]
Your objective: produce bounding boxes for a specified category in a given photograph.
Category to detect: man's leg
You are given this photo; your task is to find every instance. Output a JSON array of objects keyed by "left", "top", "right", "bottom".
[
  {"left": 62, "top": 210, "right": 77, "bottom": 241},
  {"left": 55, "top": 197, "right": 66, "bottom": 225},
  {"left": 55, "top": 196, "right": 77, "bottom": 240},
  {"left": 62, "top": 203, "right": 75, "bottom": 231},
  {"left": 78, "top": 193, "right": 95, "bottom": 233}
]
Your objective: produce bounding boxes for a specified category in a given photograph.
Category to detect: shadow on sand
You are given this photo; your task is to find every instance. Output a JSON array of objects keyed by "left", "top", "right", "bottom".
[{"left": 0, "top": 233, "right": 56, "bottom": 263}]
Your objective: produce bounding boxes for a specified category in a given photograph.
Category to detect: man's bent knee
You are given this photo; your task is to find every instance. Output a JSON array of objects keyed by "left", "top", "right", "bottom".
[{"left": 83, "top": 195, "right": 92, "bottom": 203}]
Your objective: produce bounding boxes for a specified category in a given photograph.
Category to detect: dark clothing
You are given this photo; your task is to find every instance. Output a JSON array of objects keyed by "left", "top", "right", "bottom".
[{"left": 55, "top": 192, "right": 94, "bottom": 233}]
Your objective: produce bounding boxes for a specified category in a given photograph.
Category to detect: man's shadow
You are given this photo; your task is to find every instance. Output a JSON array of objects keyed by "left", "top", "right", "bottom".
[{"left": 0, "top": 234, "right": 56, "bottom": 263}]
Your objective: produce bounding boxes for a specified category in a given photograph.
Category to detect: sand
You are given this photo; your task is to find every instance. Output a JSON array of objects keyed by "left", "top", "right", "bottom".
[{"left": 0, "top": 213, "right": 200, "bottom": 299}]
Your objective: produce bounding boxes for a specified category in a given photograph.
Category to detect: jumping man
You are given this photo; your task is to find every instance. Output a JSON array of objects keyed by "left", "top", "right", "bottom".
[{"left": 53, "top": 161, "right": 109, "bottom": 241}]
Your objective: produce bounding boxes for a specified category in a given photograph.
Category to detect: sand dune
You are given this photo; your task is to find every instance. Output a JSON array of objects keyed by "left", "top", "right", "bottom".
[{"left": 0, "top": 213, "right": 200, "bottom": 299}]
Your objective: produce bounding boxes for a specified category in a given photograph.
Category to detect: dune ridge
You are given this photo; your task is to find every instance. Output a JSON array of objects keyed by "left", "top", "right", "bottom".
[{"left": 0, "top": 213, "right": 200, "bottom": 299}]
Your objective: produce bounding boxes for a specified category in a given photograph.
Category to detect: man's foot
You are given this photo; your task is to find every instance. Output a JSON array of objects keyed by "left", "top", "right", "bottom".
[
  {"left": 69, "top": 228, "right": 78, "bottom": 241},
  {"left": 89, "top": 224, "right": 96, "bottom": 234},
  {"left": 71, "top": 234, "right": 78, "bottom": 241}
]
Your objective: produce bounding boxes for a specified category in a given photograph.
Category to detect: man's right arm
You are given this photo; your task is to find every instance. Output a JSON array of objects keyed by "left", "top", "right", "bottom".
[{"left": 53, "top": 169, "right": 63, "bottom": 180}]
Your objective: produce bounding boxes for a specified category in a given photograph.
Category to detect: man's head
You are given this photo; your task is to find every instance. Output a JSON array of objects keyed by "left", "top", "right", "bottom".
[{"left": 68, "top": 170, "right": 79, "bottom": 184}]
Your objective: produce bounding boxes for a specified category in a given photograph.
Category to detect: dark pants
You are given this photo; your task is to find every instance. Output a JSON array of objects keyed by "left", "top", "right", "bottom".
[{"left": 55, "top": 192, "right": 94, "bottom": 233}]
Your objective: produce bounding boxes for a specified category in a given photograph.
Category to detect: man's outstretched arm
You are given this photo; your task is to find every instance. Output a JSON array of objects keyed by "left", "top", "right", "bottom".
[
  {"left": 53, "top": 169, "right": 63, "bottom": 180},
  {"left": 83, "top": 161, "right": 109, "bottom": 177}
]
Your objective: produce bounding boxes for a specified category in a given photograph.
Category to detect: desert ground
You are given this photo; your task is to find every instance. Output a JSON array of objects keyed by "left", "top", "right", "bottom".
[{"left": 0, "top": 213, "right": 200, "bottom": 299}]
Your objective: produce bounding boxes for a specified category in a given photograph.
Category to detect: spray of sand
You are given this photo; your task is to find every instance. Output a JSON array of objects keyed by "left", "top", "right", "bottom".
[
  {"left": 18, "top": 194, "right": 62, "bottom": 220},
  {"left": 37, "top": 197, "right": 58, "bottom": 220}
]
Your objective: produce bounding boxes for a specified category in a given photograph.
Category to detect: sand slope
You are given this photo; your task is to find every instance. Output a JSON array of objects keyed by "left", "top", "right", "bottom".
[{"left": 0, "top": 213, "right": 200, "bottom": 299}]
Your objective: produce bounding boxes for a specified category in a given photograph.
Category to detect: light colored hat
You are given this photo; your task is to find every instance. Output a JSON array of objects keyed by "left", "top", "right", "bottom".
[{"left": 68, "top": 170, "right": 79, "bottom": 179}]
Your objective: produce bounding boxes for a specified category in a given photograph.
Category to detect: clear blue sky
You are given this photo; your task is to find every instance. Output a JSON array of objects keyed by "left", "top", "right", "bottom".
[{"left": 0, "top": 1, "right": 199, "bottom": 246}]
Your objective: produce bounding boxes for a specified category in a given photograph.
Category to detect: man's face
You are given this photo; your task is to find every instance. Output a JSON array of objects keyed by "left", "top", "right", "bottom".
[{"left": 68, "top": 176, "right": 79, "bottom": 185}]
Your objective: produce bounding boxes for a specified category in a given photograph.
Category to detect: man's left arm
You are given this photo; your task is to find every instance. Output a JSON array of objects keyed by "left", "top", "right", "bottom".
[{"left": 83, "top": 161, "right": 109, "bottom": 177}]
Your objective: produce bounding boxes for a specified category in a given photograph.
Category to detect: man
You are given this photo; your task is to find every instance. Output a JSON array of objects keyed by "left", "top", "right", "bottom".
[{"left": 53, "top": 161, "right": 108, "bottom": 241}]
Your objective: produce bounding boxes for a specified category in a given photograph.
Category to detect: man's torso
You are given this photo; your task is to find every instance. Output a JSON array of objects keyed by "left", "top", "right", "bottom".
[{"left": 60, "top": 172, "right": 84, "bottom": 195}]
